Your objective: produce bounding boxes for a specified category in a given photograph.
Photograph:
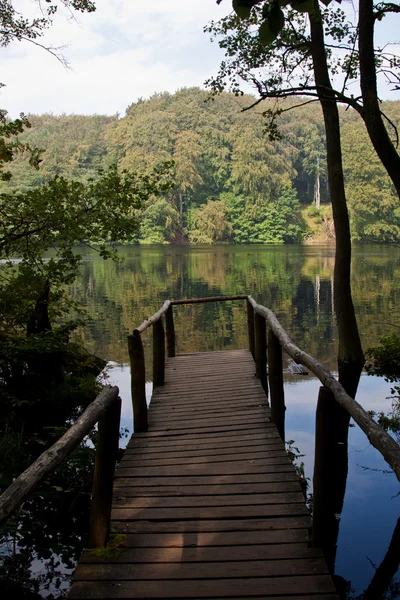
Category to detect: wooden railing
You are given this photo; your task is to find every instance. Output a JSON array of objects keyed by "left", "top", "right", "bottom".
[
  {"left": 129, "top": 294, "right": 400, "bottom": 482},
  {"left": 0, "top": 386, "right": 121, "bottom": 548},
  {"left": 128, "top": 295, "right": 248, "bottom": 432}
]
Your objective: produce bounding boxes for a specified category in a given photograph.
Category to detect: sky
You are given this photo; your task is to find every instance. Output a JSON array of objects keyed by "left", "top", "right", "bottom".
[{"left": 1, "top": 0, "right": 399, "bottom": 118}]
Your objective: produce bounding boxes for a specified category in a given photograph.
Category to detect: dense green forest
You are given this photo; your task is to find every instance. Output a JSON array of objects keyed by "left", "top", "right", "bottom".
[{"left": 2, "top": 87, "right": 400, "bottom": 244}]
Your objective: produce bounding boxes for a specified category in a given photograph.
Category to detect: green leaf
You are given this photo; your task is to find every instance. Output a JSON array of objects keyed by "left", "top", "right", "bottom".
[
  {"left": 268, "top": 3, "right": 285, "bottom": 35},
  {"left": 291, "top": 0, "right": 313, "bottom": 12},
  {"left": 259, "top": 18, "right": 279, "bottom": 45},
  {"left": 232, "top": 0, "right": 258, "bottom": 19},
  {"left": 233, "top": 0, "right": 251, "bottom": 18}
]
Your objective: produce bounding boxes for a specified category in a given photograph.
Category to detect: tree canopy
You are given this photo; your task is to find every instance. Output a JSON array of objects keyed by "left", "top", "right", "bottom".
[{"left": 2, "top": 88, "right": 399, "bottom": 246}]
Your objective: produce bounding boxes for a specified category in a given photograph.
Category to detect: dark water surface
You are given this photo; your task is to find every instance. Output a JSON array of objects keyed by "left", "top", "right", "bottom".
[{"left": 71, "top": 243, "right": 400, "bottom": 599}]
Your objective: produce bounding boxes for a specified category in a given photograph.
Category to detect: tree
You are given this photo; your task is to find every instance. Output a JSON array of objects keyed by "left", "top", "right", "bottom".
[
  {"left": 0, "top": 0, "right": 96, "bottom": 61},
  {"left": 0, "top": 0, "right": 173, "bottom": 330},
  {"left": 189, "top": 199, "right": 232, "bottom": 243},
  {"left": 207, "top": 1, "right": 365, "bottom": 392},
  {"left": 0, "top": 164, "right": 173, "bottom": 331},
  {"left": 358, "top": 0, "right": 400, "bottom": 197},
  {"left": 342, "top": 122, "right": 400, "bottom": 242},
  {"left": 213, "top": 0, "right": 400, "bottom": 196},
  {"left": 0, "top": 1, "right": 100, "bottom": 180},
  {"left": 174, "top": 131, "right": 204, "bottom": 222}
]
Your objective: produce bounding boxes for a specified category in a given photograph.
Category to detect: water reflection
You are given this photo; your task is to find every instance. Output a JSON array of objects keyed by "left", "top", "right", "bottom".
[
  {"left": 73, "top": 244, "right": 400, "bottom": 370},
  {"left": 284, "top": 374, "right": 399, "bottom": 598}
]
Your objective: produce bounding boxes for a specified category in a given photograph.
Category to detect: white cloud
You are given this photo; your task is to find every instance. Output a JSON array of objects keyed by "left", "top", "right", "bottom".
[{"left": 1, "top": 0, "right": 228, "bottom": 116}]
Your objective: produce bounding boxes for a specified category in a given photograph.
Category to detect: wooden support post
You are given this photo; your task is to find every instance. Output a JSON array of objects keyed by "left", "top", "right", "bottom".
[
  {"left": 254, "top": 312, "right": 268, "bottom": 395},
  {"left": 89, "top": 395, "right": 121, "bottom": 548},
  {"left": 153, "top": 317, "right": 165, "bottom": 387},
  {"left": 312, "top": 386, "right": 349, "bottom": 573},
  {"left": 268, "top": 328, "right": 285, "bottom": 440},
  {"left": 128, "top": 334, "right": 148, "bottom": 433},
  {"left": 165, "top": 304, "right": 176, "bottom": 358},
  {"left": 247, "top": 299, "right": 255, "bottom": 359}
]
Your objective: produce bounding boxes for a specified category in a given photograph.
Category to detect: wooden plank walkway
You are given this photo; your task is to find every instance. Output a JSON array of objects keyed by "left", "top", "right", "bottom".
[{"left": 69, "top": 349, "right": 339, "bottom": 599}]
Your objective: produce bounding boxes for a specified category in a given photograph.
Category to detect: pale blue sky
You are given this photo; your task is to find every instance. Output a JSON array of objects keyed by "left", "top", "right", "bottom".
[{"left": 1, "top": 0, "right": 399, "bottom": 118}]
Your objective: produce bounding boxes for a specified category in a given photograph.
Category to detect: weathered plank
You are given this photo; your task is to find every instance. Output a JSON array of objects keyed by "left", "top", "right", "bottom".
[
  {"left": 80, "top": 543, "right": 323, "bottom": 563},
  {"left": 113, "top": 472, "right": 300, "bottom": 487},
  {"left": 112, "top": 481, "right": 301, "bottom": 495},
  {"left": 111, "top": 503, "right": 309, "bottom": 521},
  {"left": 69, "top": 575, "right": 337, "bottom": 598},
  {"left": 111, "top": 516, "right": 313, "bottom": 534},
  {"left": 124, "top": 440, "right": 283, "bottom": 457},
  {"left": 131, "top": 422, "right": 275, "bottom": 438},
  {"left": 74, "top": 557, "right": 329, "bottom": 580},
  {"left": 126, "top": 432, "right": 280, "bottom": 451},
  {"left": 96, "top": 528, "right": 312, "bottom": 547},
  {"left": 121, "top": 449, "right": 288, "bottom": 466},
  {"left": 112, "top": 492, "right": 305, "bottom": 507}
]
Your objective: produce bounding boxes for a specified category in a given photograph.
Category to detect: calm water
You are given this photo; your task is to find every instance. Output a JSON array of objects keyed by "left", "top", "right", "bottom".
[{"left": 73, "top": 244, "right": 400, "bottom": 598}]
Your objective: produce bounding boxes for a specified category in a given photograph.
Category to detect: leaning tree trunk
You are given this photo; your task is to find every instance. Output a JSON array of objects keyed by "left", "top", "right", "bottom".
[
  {"left": 359, "top": 0, "right": 400, "bottom": 198},
  {"left": 309, "top": 2, "right": 365, "bottom": 396}
]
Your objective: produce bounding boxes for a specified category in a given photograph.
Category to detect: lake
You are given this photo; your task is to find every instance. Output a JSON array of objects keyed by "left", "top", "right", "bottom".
[
  {"left": 5, "top": 243, "right": 398, "bottom": 598},
  {"left": 70, "top": 243, "right": 400, "bottom": 599}
]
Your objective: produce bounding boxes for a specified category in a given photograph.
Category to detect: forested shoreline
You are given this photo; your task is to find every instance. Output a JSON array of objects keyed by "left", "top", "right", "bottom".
[{"left": 2, "top": 87, "right": 400, "bottom": 244}]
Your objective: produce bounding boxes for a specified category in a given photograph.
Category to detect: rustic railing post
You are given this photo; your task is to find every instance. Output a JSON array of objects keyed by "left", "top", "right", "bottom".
[
  {"left": 312, "top": 385, "right": 349, "bottom": 573},
  {"left": 246, "top": 299, "right": 255, "bottom": 359},
  {"left": 89, "top": 395, "right": 121, "bottom": 548},
  {"left": 165, "top": 304, "right": 176, "bottom": 358},
  {"left": 254, "top": 311, "right": 268, "bottom": 395},
  {"left": 153, "top": 317, "right": 165, "bottom": 387},
  {"left": 268, "top": 328, "right": 285, "bottom": 440},
  {"left": 128, "top": 333, "right": 148, "bottom": 433}
]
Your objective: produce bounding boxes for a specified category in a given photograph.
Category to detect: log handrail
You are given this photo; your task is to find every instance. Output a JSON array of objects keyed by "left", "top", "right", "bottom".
[
  {"left": 247, "top": 295, "right": 400, "bottom": 481},
  {"left": 134, "top": 300, "right": 171, "bottom": 335},
  {"left": 0, "top": 385, "right": 121, "bottom": 544},
  {"left": 171, "top": 294, "right": 248, "bottom": 305}
]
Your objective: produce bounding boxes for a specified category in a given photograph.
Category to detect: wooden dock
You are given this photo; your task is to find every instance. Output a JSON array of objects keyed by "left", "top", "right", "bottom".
[{"left": 69, "top": 349, "right": 338, "bottom": 599}]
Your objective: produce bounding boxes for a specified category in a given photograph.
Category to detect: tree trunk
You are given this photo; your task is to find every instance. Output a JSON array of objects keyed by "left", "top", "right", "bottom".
[
  {"left": 359, "top": 0, "right": 400, "bottom": 197},
  {"left": 309, "top": 3, "right": 364, "bottom": 392},
  {"left": 27, "top": 280, "right": 52, "bottom": 335},
  {"left": 309, "top": 9, "right": 365, "bottom": 576},
  {"left": 314, "top": 156, "right": 321, "bottom": 209}
]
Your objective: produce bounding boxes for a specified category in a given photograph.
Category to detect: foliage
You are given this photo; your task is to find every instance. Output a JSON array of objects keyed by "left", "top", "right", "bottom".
[
  {"left": 366, "top": 334, "right": 400, "bottom": 442},
  {"left": 285, "top": 439, "right": 309, "bottom": 501},
  {"left": 211, "top": 0, "right": 399, "bottom": 115},
  {"left": 0, "top": 110, "right": 43, "bottom": 182},
  {"left": 365, "top": 334, "right": 400, "bottom": 383},
  {"left": 140, "top": 198, "right": 181, "bottom": 244},
  {"left": 188, "top": 199, "right": 232, "bottom": 243},
  {"left": 0, "top": 161, "right": 173, "bottom": 333},
  {"left": 225, "top": 186, "right": 306, "bottom": 243},
  {"left": 0, "top": 328, "right": 106, "bottom": 437},
  {"left": 0, "top": 0, "right": 96, "bottom": 51},
  {"left": 0, "top": 438, "right": 95, "bottom": 598},
  {"left": 1, "top": 89, "right": 399, "bottom": 246},
  {"left": 341, "top": 124, "right": 400, "bottom": 243}
]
